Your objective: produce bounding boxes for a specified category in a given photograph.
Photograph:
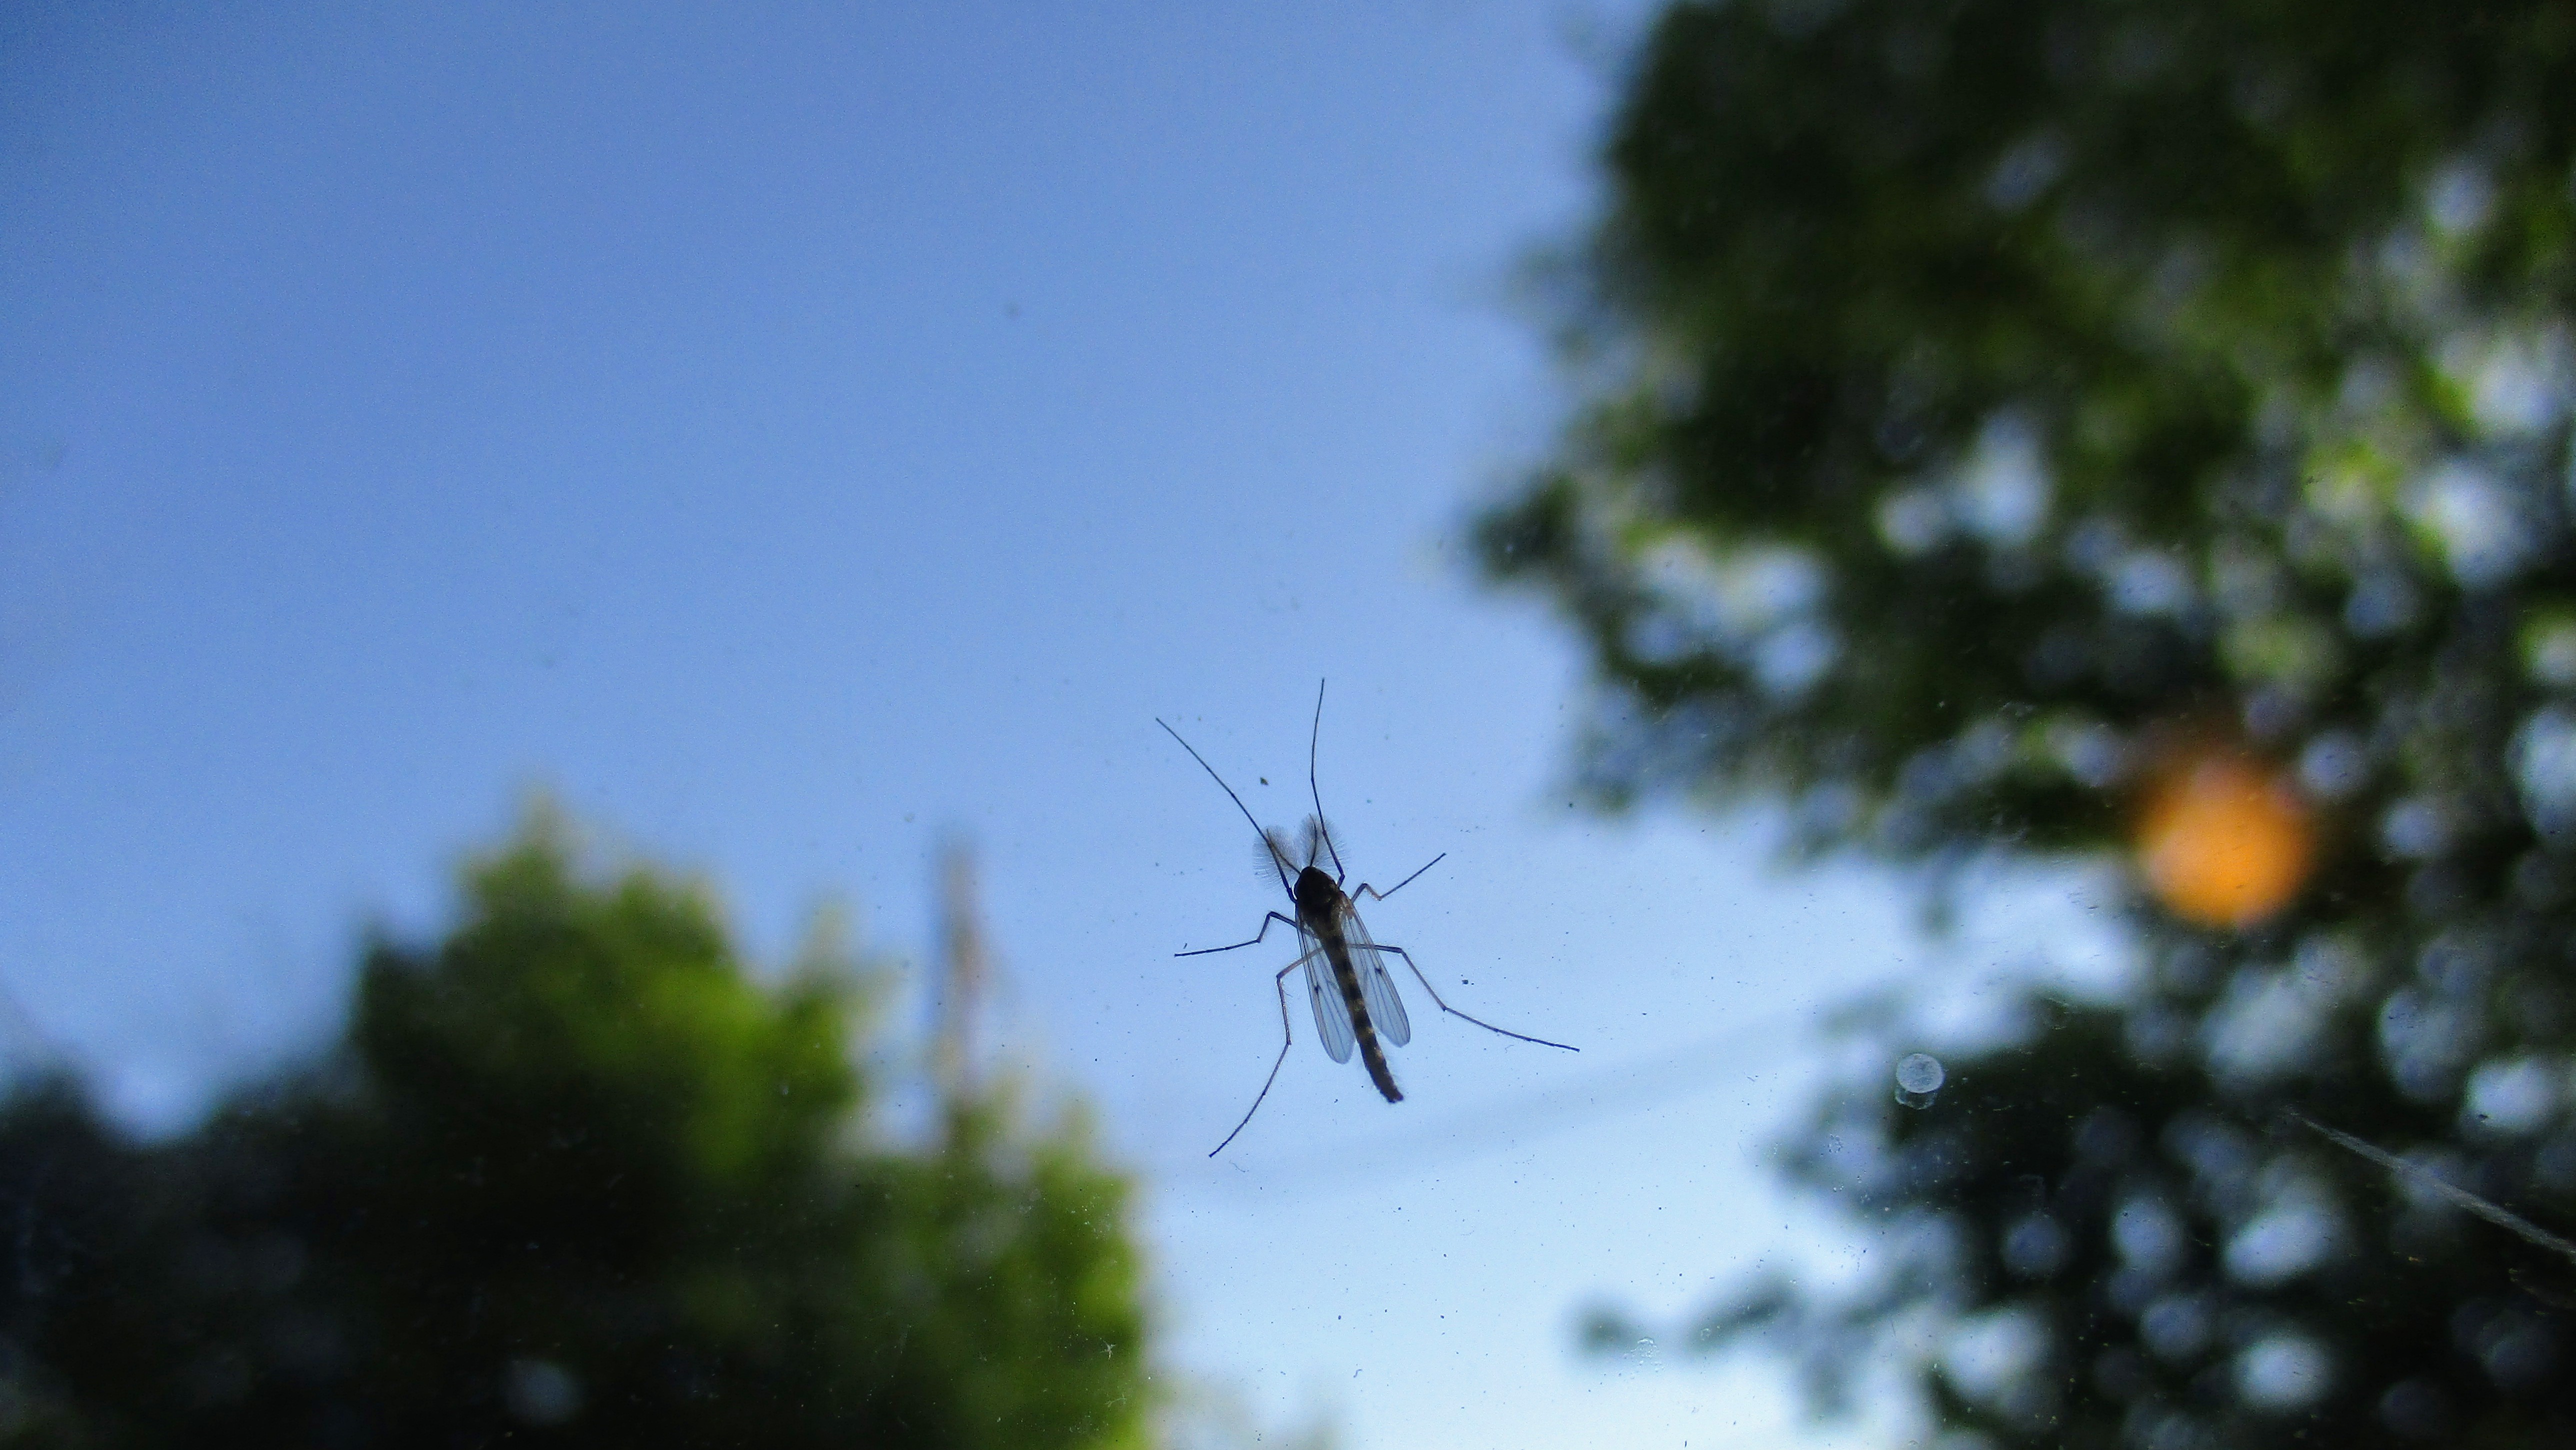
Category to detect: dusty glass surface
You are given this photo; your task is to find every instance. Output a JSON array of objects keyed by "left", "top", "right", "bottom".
[{"left": 4, "top": 4, "right": 2572, "bottom": 1448}]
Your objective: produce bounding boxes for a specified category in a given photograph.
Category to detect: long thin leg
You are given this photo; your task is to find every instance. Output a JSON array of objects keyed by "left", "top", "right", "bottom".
[
  {"left": 1350, "top": 852, "right": 1445, "bottom": 905},
  {"left": 1176, "top": 911, "right": 1300, "bottom": 958},
  {"left": 1209, "top": 944, "right": 1326, "bottom": 1157},
  {"left": 1371, "top": 941, "right": 1578, "bottom": 1052}
]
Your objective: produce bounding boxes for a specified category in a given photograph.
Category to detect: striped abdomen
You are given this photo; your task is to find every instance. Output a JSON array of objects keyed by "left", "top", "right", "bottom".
[{"left": 1322, "top": 929, "right": 1402, "bottom": 1103}]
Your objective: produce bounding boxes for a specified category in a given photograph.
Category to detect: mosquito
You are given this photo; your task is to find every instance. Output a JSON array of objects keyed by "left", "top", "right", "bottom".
[{"left": 1158, "top": 681, "right": 1577, "bottom": 1156}]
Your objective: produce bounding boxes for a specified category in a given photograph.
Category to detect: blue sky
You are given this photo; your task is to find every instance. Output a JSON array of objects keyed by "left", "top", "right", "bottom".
[{"left": 0, "top": 7, "right": 2123, "bottom": 1446}]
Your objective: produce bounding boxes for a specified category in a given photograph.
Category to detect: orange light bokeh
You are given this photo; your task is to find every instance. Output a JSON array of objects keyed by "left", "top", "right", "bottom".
[{"left": 2135, "top": 753, "right": 2316, "bottom": 928}]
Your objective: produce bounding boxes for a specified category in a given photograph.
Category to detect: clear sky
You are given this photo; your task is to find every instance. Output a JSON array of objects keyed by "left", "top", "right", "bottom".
[{"left": 0, "top": 7, "right": 2122, "bottom": 1447}]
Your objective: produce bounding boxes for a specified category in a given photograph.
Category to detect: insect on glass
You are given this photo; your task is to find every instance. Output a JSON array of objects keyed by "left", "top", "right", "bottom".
[{"left": 1158, "top": 681, "right": 1576, "bottom": 1156}]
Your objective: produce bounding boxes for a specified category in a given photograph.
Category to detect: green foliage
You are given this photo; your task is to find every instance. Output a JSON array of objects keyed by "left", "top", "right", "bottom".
[
  {"left": 1496, "top": 0, "right": 2576, "bottom": 1443},
  {"left": 0, "top": 815, "right": 1150, "bottom": 1449},
  {"left": 1488, "top": 0, "right": 2576, "bottom": 848}
]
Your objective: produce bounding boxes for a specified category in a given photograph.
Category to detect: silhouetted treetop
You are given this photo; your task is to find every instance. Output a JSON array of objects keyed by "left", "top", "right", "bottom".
[{"left": 0, "top": 812, "right": 1151, "bottom": 1450}]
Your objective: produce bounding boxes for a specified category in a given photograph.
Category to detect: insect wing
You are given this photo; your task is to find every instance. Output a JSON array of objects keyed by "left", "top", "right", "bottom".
[
  {"left": 1301, "top": 925, "right": 1356, "bottom": 1063},
  {"left": 1342, "top": 905, "right": 1411, "bottom": 1047}
]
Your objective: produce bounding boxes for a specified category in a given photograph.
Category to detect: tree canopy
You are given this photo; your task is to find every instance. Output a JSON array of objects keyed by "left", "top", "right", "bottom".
[
  {"left": 0, "top": 815, "right": 1150, "bottom": 1449},
  {"left": 1486, "top": 0, "right": 2576, "bottom": 1443}
]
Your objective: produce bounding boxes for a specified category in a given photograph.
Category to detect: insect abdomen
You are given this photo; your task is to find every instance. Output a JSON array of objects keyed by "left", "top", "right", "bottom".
[{"left": 1336, "top": 948, "right": 1402, "bottom": 1103}]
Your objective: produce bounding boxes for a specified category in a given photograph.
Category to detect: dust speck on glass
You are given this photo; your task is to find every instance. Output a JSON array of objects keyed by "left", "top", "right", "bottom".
[{"left": 1894, "top": 1052, "right": 1946, "bottom": 1109}]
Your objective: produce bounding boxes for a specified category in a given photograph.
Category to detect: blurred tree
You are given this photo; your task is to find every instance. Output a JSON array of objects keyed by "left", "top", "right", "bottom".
[
  {"left": 0, "top": 812, "right": 1150, "bottom": 1449},
  {"left": 1484, "top": 0, "right": 2576, "bottom": 1443}
]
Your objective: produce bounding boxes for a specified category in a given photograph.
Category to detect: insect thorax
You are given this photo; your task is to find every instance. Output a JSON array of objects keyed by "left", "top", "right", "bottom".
[{"left": 1292, "top": 865, "right": 1342, "bottom": 922}]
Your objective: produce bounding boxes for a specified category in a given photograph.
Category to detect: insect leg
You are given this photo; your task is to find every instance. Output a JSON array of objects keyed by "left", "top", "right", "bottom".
[
  {"left": 1370, "top": 941, "right": 1578, "bottom": 1052},
  {"left": 1306, "top": 679, "right": 1348, "bottom": 881},
  {"left": 1160, "top": 716, "right": 1296, "bottom": 899},
  {"left": 1208, "top": 943, "right": 1328, "bottom": 1157},
  {"left": 1176, "top": 911, "right": 1301, "bottom": 958},
  {"left": 1350, "top": 852, "right": 1446, "bottom": 905}
]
